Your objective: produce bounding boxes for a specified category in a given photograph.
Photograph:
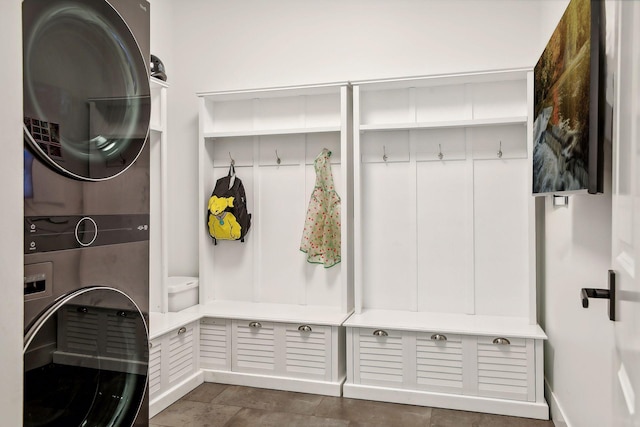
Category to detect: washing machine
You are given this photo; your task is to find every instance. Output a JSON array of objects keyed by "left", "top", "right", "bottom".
[{"left": 22, "top": 0, "right": 152, "bottom": 425}]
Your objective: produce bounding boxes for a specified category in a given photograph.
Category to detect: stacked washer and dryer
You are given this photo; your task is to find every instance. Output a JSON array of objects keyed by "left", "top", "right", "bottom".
[{"left": 22, "top": 1, "right": 152, "bottom": 426}]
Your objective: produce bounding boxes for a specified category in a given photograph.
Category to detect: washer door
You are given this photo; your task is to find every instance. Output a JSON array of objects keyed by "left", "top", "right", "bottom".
[
  {"left": 23, "top": 0, "right": 151, "bottom": 181},
  {"left": 24, "top": 287, "right": 148, "bottom": 427}
]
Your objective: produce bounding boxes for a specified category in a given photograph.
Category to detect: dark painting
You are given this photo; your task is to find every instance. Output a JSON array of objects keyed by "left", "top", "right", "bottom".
[{"left": 533, "top": 0, "right": 592, "bottom": 194}]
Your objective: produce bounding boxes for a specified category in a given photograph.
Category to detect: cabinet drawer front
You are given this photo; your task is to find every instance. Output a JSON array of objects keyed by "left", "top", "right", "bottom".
[
  {"left": 355, "top": 328, "right": 404, "bottom": 386},
  {"left": 200, "top": 318, "right": 229, "bottom": 369},
  {"left": 416, "top": 332, "right": 463, "bottom": 394},
  {"left": 168, "top": 324, "right": 196, "bottom": 385},
  {"left": 232, "top": 320, "right": 276, "bottom": 374},
  {"left": 476, "top": 336, "right": 533, "bottom": 401},
  {"left": 284, "top": 324, "right": 330, "bottom": 380},
  {"left": 148, "top": 341, "right": 162, "bottom": 398}
]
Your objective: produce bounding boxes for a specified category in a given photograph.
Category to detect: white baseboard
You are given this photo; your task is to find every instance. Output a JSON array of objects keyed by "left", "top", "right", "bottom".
[
  {"left": 149, "top": 371, "right": 204, "bottom": 418},
  {"left": 202, "top": 369, "right": 345, "bottom": 397},
  {"left": 544, "top": 377, "right": 569, "bottom": 427},
  {"left": 343, "top": 382, "right": 550, "bottom": 420}
]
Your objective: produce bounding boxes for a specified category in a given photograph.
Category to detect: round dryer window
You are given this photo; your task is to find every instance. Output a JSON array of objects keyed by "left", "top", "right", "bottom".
[
  {"left": 22, "top": 0, "right": 151, "bottom": 181},
  {"left": 23, "top": 287, "right": 148, "bottom": 427}
]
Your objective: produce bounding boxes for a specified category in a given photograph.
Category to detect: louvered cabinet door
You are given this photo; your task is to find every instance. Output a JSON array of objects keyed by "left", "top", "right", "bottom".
[
  {"left": 283, "top": 323, "right": 331, "bottom": 381},
  {"left": 148, "top": 339, "right": 162, "bottom": 399},
  {"left": 353, "top": 328, "right": 405, "bottom": 387},
  {"left": 415, "top": 332, "right": 464, "bottom": 394},
  {"left": 232, "top": 320, "right": 277, "bottom": 375},
  {"left": 166, "top": 322, "right": 197, "bottom": 388},
  {"left": 476, "top": 336, "right": 535, "bottom": 401},
  {"left": 200, "top": 318, "right": 230, "bottom": 370}
]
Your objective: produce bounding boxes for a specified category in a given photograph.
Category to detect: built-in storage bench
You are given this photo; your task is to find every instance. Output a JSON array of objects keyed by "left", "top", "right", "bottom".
[
  {"left": 193, "top": 83, "right": 355, "bottom": 395},
  {"left": 344, "top": 70, "right": 549, "bottom": 419},
  {"left": 191, "top": 303, "right": 348, "bottom": 395},
  {"left": 148, "top": 312, "right": 202, "bottom": 417}
]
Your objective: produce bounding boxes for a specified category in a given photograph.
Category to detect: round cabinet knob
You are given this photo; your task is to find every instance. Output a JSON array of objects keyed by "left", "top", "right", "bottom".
[
  {"left": 298, "top": 325, "right": 312, "bottom": 332},
  {"left": 373, "top": 329, "right": 388, "bottom": 337},
  {"left": 492, "top": 337, "right": 511, "bottom": 345},
  {"left": 430, "top": 334, "right": 447, "bottom": 341},
  {"left": 248, "top": 322, "right": 262, "bottom": 329},
  {"left": 75, "top": 217, "right": 98, "bottom": 247},
  {"left": 177, "top": 327, "right": 187, "bottom": 335}
]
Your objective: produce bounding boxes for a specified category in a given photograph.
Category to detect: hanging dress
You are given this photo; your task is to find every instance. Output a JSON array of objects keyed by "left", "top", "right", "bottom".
[{"left": 300, "top": 148, "right": 341, "bottom": 268}]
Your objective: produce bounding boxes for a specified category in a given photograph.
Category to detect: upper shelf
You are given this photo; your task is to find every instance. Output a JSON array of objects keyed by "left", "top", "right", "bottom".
[
  {"left": 203, "top": 125, "right": 341, "bottom": 139},
  {"left": 359, "top": 116, "right": 527, "bottom": 132}
]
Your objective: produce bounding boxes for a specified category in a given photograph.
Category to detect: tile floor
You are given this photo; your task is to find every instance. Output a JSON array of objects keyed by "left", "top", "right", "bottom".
[{"left": 150, "top": 383, "right": 555, "bottom": 427}]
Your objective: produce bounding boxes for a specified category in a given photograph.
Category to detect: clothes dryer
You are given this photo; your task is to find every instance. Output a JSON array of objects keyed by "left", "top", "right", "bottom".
[{"left": 22, "top": 1, "right": 152, "bottom": 426}]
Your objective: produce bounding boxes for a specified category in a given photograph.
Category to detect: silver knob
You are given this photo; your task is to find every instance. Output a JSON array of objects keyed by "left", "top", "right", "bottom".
[
  {"left": 249, "top": 321, "right": 262, "bottom": 329},
  {"left": 493, "top": 337, "right": 510, "bottom": 345},
  {"left": 149, "top": 342, "right": 153, "bottom": 349},
  {"left": 298, "top": 325, "right": 312, "bottom": 332},
  {"left": 178, "top": 327, "right": 187, "bottom": 335},
  {"left": 431, "top": 334, "right": 447, "bottom": 341},
  {"left": 373, "top": 329, "right": 388, "bottom": 337}
]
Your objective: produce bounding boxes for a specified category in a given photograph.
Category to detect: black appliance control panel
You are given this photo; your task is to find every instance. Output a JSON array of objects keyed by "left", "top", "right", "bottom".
[{"left": 25, "top": 214, "right": 149, "bottom": 254}]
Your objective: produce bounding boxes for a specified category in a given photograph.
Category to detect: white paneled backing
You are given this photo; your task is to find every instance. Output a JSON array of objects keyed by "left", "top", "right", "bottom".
[
  {"left": 414, "top": 128, "right": 467, "bottom": 162},
  {"left": 232, "top": 320, "right": 276, "bottom": 374},
  {"left": 210, "top": 136, "right": 254, "bottom": 168},
  {"left": 199, "top": 318, "right": 230, "bottom": 370},
  {"left": 416, "top": 159, "right": 469, "bottom": 314},
  {"left": 258, "top": 134, "right": 306, "bottom": 166},
  {"left": 476, "top": 336, "right": 534, "bottom": 402},
  {"left": 305, "top": 133, "right": 341, "bottom": 165},
  {"left": 149, "top": 340, "right": 162, "bottom": 398},
  {"left": 209, "top": 165, "right": 255, "bottom": 302},
  {"left": 361, "top": 163, "right": 415, "bottom": 311},
  {"left": 257, "top": 166, "right": 306, "bottom": 305},
  {"left": 416, "top": 332, "right": 464, "bottom": 394},
  {"left": 415, "top": 85, "right": 470, "bottom": 123},
  {"left": 354, "top": 328, "right": 405, "bottom": 387},
  {"left": 168, "top": 323, "right": 196, "bottom": 386},
  {"left": 205, "top": 98, "right": 254, "bottom": 134},
  {"left": 470, "top": 80, "right": 527, "bottom": 120},
  {"left": 360, "top": 88, "right": 412, "bottom": 126},
  {"left": 473, "top": 159, "right": 529, "bottom": 317},
  {"left": 360, "top": 131, "right": 410, "bottom": 164},
  {"left": 284, "top": 324, "right": 332, "bottom": 380},
  {"left": 469, "top": 125, "right": 527, "bottom": 160},
  {"left": 300, "top": 93, "right": 342, "bottom": 128}
]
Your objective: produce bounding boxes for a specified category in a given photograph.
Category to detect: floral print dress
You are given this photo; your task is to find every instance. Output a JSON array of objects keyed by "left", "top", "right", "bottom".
[{"left": 300, "top": 148, "right": 341, "bottom": 268}]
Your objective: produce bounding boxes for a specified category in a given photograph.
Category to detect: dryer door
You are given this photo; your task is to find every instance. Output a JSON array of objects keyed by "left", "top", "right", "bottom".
[
  {"left": 22, "top": 0, "right": 151, "bottom": 181},
  {"left": 24, "top": 287, "right": 148, "bottom": 427}
]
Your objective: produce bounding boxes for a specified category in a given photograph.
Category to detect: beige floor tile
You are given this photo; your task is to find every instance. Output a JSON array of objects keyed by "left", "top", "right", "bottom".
[
  {"left": 225, "top": 407, "right": 350, "bottom": 427},
  {"left": 182, "top": 383, "right": 229, "bottom": 403},
  {"left": 315, "top": 396, "right": 432, "bottom": 426},
  {"left": 150, "top": 399, "right": 241, "bottom": 427},
  {"left": 211, "top": 385, "right": 324, "bottom": 415}
]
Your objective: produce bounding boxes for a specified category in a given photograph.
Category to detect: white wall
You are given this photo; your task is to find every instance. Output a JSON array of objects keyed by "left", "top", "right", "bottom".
[
  {"left": 537, "top": 2, "right": 616, "bottom": 427},
  {"left": 0, "top": 1, "right": 24, "bottom": 425},
  {"left": 163, "top": 0, "right": 544, "bottom": 276}
]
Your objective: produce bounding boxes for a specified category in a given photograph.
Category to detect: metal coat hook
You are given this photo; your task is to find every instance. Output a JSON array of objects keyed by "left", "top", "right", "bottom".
[
  {"left": 382, "top": 145, "right": 388, "bottom": 162},
  {"left": 497, "top": 141, "right": 503, "bottom": 159},
  {"left": 228, "top": 152, "right": 235, "bottom": 166},
  {"left": 275, "top": 149, "right": 281, "bottom": 165},
  {"left": 438, "top": 144, "right": 444, "bottom": 160}
]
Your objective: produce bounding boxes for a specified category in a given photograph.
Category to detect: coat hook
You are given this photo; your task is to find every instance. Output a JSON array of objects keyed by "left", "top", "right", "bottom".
[
  {"left": 438, "top": 144, "right": 443, "bottom": 160},
  {"left": 228, "top": 152, "right": 235, "bottom": 166},
  {"left": 276, "top": 149, "right": 281, "bottom": 165},
  {"left": 383, "top": 145, "right": 388, "bottom": 162},
  {"left": 497, "top": 141, "right": 503, "bottom": 159}
]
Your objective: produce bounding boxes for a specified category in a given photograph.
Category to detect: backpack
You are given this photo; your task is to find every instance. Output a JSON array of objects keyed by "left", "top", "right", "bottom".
[{"left": 207, "top": 165, "right": 251, "bottom": 244}]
